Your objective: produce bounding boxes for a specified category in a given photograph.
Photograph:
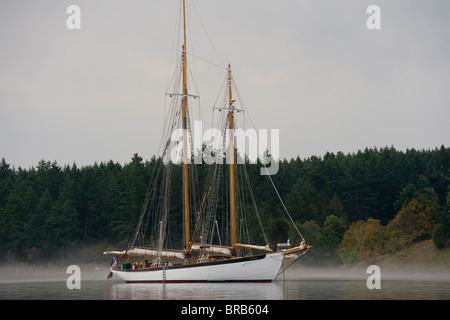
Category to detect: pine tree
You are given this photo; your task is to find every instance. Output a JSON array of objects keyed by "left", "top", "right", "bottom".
[
  {"left": 43, "top": 199, "right": 81, "bottom": 258},
  {"left": 23, "top": 189, "right": 53, "bottom": 261},
  {"left": 1, "top": 179, "right": 37, "bottom": 260}
]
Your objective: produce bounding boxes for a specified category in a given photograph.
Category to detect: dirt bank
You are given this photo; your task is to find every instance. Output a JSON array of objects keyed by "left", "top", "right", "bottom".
[{"left": 371, "top": 240, "right": 450, "bottom": 275}]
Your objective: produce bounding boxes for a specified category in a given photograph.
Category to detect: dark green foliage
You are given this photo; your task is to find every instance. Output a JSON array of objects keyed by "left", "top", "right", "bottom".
[
  {"left": 266, "top": 218, "right": 289, "bottom": 246},
  {"left": 432, "top": 224, "right": 447, "bottom": 249},
  {"left": 0, "top": 145, "right": 448, "bottom": 262},
  {"left": 316, "top": 215, "right": 346, "bottom": 253}
]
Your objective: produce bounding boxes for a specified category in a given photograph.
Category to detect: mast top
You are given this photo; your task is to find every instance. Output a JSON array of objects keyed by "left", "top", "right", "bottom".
[{"left": 183, "top": 0, "right": 187, "bottom": 49}]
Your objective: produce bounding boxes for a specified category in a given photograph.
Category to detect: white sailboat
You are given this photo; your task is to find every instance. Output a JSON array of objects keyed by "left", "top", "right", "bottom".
[{"left": 104, "top": 0, "right": 310, "bottom": 283}]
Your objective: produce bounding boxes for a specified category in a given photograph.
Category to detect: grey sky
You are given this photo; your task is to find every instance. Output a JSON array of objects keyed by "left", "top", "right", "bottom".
[{"left": 1, "top": 0, "right": 449, "bottom": 169}]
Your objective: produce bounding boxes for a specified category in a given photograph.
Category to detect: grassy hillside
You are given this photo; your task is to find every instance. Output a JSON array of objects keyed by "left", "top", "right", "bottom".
[{"left": 372, "top": 240, "right": 450, "bottom": 275}]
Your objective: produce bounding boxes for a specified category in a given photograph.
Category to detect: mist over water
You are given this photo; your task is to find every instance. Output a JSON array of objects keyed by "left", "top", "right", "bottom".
[
  {"left": 1, "top": 261, "right": 448, "bottom": 283},
  {"left": 0, "top": 262, "right": 109, "bottom": 283},
  {"left": 0, "top": 261, "right": 449, "bottom": 300},
  {"left": 281, "top": 263, "right": 450, "bottom": 282}
]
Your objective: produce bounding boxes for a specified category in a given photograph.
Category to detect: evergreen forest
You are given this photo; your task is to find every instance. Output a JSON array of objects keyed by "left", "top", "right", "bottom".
[{"left": 0, "top": 145, "right": 449, "bottom": 265}]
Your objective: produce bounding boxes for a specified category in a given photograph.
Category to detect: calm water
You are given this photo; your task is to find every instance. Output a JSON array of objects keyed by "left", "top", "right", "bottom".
[
  {"left": 1, "top": 278, "right": 449, "bottom": 300},
  {"left": 0, "top": 264, "right": 449, "bottom": 300}
]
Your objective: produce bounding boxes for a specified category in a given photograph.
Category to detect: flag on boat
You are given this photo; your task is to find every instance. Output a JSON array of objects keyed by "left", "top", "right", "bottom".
[{"left": 107, "top": 257, "right": 117, "bottom": 279}]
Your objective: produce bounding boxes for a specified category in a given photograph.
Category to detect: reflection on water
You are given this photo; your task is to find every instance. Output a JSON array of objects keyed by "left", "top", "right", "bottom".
[
  {"left": 282, "top": 279, "right": 450, "bottom": 300},
  {"left": 1, "top": 278, "right": 449, "bottom": 300},
  {"left": 106, "top": 282, "right": 284, "bottom": 300}
]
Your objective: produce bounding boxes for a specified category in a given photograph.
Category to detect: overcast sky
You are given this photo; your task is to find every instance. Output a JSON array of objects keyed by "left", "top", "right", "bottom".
[{"left": 1, "top": 0, "right": 449, "bottom": 169}]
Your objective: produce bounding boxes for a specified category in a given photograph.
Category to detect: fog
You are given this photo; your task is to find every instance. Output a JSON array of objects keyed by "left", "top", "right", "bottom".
[
  {"left": 279, "top": 262, "right": 450, "bottom": 282},
  {"left": 1, "top": 259, "right": 448, "bottom": 284},
  {"left": 0, "top": 262, "right": 110, "bottom": 283},
  {"left": 1, "top": 260, "right": 449, "bottom": 300}
]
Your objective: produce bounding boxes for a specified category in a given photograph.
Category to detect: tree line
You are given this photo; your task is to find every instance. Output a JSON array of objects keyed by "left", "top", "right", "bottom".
[{"left": 0, "top": 145, "right": 449, "bottom": 263}]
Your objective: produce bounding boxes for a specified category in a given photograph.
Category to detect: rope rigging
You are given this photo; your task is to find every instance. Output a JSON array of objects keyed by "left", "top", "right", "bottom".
[
  {"left": 230, "top": 76, "right": 306, "bottom": 244},
  {"left": 131, "top": 0, "right": 306, "bottom": 255}
]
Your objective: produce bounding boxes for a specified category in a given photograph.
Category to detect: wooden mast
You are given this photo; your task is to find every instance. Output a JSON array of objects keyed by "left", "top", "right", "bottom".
[
  {"left": 182, "top": 0, "right": 191, "bottom": 257},
  {"left": 227, "top": 64, "right": 236, "bottom": 256}
]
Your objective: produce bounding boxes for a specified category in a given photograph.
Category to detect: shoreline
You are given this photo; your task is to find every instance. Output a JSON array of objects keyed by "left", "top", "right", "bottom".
[{"left": 1, "top": 240, "right": 449, "bottom": 283}]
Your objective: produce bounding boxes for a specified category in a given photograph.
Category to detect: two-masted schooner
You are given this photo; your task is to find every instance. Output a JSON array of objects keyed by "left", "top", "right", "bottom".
[{"left": 104, "top": 0, "right": 310, "bottom": 283}]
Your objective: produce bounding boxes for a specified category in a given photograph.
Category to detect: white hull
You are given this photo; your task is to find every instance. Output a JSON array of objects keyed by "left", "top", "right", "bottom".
[{"left": 112, "top": 252, "right": 284, "bottom": 283}]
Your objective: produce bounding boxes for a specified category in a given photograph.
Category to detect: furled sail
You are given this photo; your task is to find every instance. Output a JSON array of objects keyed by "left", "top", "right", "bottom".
[
  {"left": 191, "top": 243, "right": 233, "bottom": 256},
  {"left": 235, "top": 243, "right": 273, "bottom": 252},
  {"left": 104, "top": 248, "right": 186, "bottom": 260}
]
